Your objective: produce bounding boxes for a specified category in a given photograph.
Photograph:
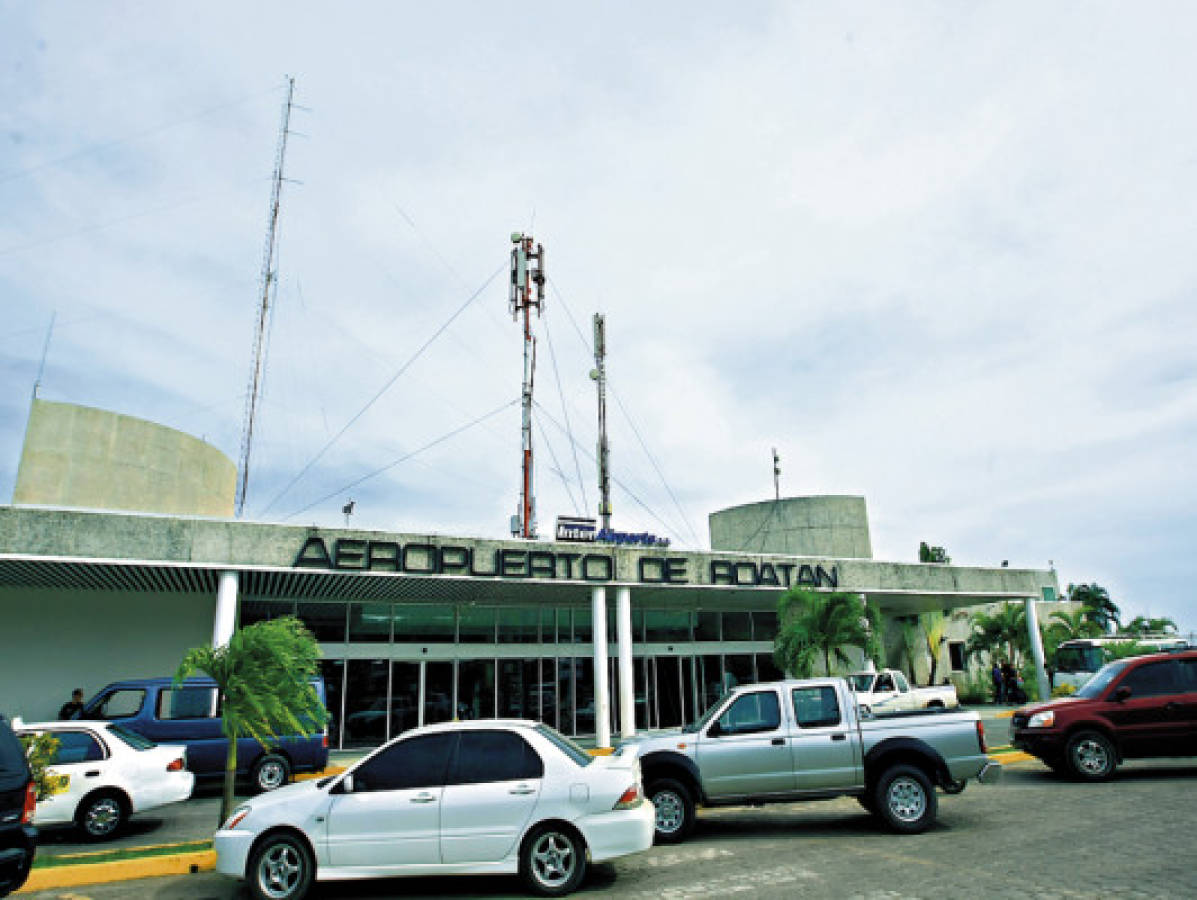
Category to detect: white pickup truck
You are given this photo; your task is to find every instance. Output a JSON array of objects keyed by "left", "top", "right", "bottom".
[{"left": 848, "top": 669, "right": 958, "bottom": 715}]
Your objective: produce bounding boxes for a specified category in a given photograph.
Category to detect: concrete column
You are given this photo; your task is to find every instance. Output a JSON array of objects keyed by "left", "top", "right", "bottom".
[
  {"left": 213, "top": 571, "right": 239, "bottom": 648},
  {"left": 1025, "top": 593, "right": 1050, "bottom": 701},
  {"left": 592, "top": 586, "right": 611, "bottom": 748},
  {"left": 616, "top": 586, "right": 635, "bottom": 739}
]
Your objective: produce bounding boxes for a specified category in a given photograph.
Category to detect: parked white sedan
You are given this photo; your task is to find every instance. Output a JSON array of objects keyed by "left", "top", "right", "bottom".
[
  {"left": 215, "top": 720, "right": 654, "bottom": 899},
  {"left": 15, "top": 720, "right": 193, "bottom": 840}
]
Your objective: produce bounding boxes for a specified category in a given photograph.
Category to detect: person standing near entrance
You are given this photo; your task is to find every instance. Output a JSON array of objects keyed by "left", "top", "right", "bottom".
[
  {"left": 58, "top": 688, "right": 85, "bottom": 720},
  {"left": 991, "top": 662, "right": 1004, "bottom": 703}
]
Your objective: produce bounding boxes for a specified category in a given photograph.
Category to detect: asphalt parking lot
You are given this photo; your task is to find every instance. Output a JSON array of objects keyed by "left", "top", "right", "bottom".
[{"left": 21, "top": 750, "right": 1197, "bottom": 899}]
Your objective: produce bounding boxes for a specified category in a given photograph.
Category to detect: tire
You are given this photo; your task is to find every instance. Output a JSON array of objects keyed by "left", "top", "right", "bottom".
[
  {"left": 928, "top": 700, "right": 945, "bottom": 709},
  {"left": 251, "top": 754, "right": 291, "bottom": 793},
  {"left": 856, "top": 794, "right": 876, "bottom": 814},
  {"left": 519, "top": 823, "right": 586, "bottom": 897},
  {"left": 872, "top": 764, "right": 937, "bottom": 834},
  {"left": 941, "top": 777, "right": 967, "bottom": 795},
  {"left": 1065, "top": 730, "right": 1117, "bottom": 781},
  {"left": 646, "top": 777, "right": 696, "bottom": 844},
  {"left": 76, "top": 790, "right": 127, "bottom": 841},
  {"left": 248, "top": 831, "right": 314, "bottom": 900}
]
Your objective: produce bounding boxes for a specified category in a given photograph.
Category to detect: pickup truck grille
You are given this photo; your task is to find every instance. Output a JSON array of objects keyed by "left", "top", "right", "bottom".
[{"left": 1011, "top": 713, "right": 1029, "bottom": 730}]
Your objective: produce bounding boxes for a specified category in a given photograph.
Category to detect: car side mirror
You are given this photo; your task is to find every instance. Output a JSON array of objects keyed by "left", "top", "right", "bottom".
[
  {"left": 706, "top": 721, "right": 724, "bottom": 738},
  {"left": 336, "top": 774, "right": 354, "bottom": 793},
  {"left": 1113, "top": 685, "right": 1132, "bottom": 702}
]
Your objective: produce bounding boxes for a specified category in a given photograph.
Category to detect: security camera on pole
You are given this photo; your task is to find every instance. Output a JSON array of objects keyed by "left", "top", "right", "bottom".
[{"left": 509, "top": 233, "right": 545, "bottom": 540}]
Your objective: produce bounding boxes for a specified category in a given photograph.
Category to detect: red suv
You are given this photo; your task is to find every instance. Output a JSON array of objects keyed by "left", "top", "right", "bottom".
[{"left": 1012, "top": 649, "right": 1197, "bottom": 780}]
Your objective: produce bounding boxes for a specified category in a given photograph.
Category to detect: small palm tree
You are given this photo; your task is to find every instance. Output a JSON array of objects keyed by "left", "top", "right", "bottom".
[
  {"left": 966, "top": 602, "right": 1028, "bottom": 667},
  {"left": 921, "top": 611, "right": 948, "bottom": 686},
  {"left": 175, "top": 616, "right": 329, "bottom": 824},
  {"left": 775, "top": 588, "right": 882, "bottom": 678},
  {"left": 1047, "top": 608, "right": 1102, "bottom": 643},
  {"left": 1066, "top": 583, "right": 1120, "bottom": 633}
]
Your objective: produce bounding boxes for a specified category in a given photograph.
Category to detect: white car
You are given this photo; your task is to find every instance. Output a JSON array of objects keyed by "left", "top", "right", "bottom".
[
  {"left": 215, "top": 719, "right": 654, "bottom": 899},
  {"left": 14, "top": 720, "right": 193, "bottom": 840},
  {"left": 848, "top": 669, "right": 959, "bottom": 715}
]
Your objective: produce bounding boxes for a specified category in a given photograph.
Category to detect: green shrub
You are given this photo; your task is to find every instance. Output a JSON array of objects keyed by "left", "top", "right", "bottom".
[
  {"left": 18, "top": 732, "right": 60, "bottom": 800},
  {"left": 1052, "top": 683, "right": 1077, "bottom": 698},
  {"left": 957, "top": 670, "right": 994, "bottom": 705}
]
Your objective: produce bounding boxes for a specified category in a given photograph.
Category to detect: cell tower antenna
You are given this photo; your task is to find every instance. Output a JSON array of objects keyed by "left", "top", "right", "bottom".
[
  {"left": 236, "top": 76, "right": 296, "bottom": 518},
  {"left": 773, "top": 447, "right": 780, "bottom": 501},
  {"left": 509, "top": 232, "right": 545, "bottom": 539},
  {"left": 590, "top": 314, "right": 612, "bottom": 531}
]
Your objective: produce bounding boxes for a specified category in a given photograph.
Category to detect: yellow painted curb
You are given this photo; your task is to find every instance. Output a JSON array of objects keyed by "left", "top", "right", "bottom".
[
  {"left": 587, "top": 747, "right": 615, "bottom": 756},
  {"left": 989, "top": 751, "right": 1035, "bottom": 764},
  {"left": 18, "top": 850, "right": 216, "bottom": 893},
  {"left": 995, "top": 710, "right": 1015, "bottom": 719},
  {"left": 295, "top": 765, "right": 346, "bottom": 781}
]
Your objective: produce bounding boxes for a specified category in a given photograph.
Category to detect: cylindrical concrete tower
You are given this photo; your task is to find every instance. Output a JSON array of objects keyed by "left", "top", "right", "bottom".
[{"left": 709, "top": 495, "right": 873, "bottom": 558}]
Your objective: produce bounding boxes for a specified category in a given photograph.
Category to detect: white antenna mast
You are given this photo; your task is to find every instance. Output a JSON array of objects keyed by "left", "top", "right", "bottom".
[
  {"left": 591, "top": 313, "right": 611, "bottom": 531},
  {"left": 509, "top": 232, "right": 546, "bottom": 539},
  {"left": 236, "top": 77, "right": 296, "bottom": 518}
]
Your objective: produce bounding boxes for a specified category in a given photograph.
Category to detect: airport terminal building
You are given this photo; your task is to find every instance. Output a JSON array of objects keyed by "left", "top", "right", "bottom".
[{"left": 0, "top": 401, "right": 1059, "bottom": 747}]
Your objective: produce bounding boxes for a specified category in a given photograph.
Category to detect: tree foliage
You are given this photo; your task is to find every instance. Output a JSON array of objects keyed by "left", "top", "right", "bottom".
[
  {"left": 774, "top": 588, "right": 882, "bottom": 678},
  {"left": 921, "top": 611, "right": 948, "bottom": 686},
  {"left": 1119, "top": 615, "right": 1177, "bottom": 636},
  {"left": 18, "top": 732, "right": 61, "bottom": 801},
  {"left": 1046, "top": 608, "right": 1102, "bottom": 643},
  {"left": 1066, "top": 583, "right": 1120, "bottom": 633},
  {"left": 175, "top": 616, "right": 328, "bottom": 824},
  {"left": 965, "top": 602, "right": 1028, "bottom": 667},
  {"left": 918, "top": 542, "right": 951, "bottom": 564}
]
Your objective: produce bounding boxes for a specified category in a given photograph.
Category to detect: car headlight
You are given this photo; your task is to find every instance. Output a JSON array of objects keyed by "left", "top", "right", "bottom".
[
  {"left": 223, "top": 805, "right": 252, "bottom": 830},
  {"left": 1027, "top": 711, "right": 1055, "bottom": 728}
]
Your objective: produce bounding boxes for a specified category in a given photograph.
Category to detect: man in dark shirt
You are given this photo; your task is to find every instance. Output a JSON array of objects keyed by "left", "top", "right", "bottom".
[{"left": 57, "top": 689, "right": 84, "bottom": 720}]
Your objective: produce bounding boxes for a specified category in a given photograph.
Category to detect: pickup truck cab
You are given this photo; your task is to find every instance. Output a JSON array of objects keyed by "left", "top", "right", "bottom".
[
  {"left": 77, "top": 678, "right": 329, "bottom": 793},
  {"left": 848, "top": 670, "right": 959, "bottom": 715},
  {"left": 617, "top": 677, "right": 998, "bottom": 842}
]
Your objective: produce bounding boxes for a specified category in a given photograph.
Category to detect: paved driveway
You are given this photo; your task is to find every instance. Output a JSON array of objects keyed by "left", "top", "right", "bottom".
[{"left": 21, "top": 755, "right": 1197, "bottom": 898}]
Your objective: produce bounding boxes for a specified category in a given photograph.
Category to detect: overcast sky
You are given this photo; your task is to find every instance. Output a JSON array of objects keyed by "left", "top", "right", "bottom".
[{"left": 2, "top": 2, "right": 1194, "bottom": 632}]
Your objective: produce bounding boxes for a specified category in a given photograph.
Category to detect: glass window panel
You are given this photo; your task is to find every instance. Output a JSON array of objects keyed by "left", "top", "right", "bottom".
[
  {"left": 320, "top": 659, "right": 345, "bottom": 750},
  {"left": 448, "top": 731, "right": 543, "bottom": 784},
  {"left": 718, "top": 691, "right": 781, "bottom": 734},
  {"left": 393, "top": 604, "right": 455, "bottom": 643},
  {"left": 792, "top": 686, "right": 842, "bottom": 728},
  {"left": 574, "top": 659, "right": 594, "bottom": 735},
  {"left": 348, "top": 602, "right": 391, "bottom": 642},
  {"left": 539, "top": 659, "right": 558, "bottom": 729},
  {"left": 700, "top": 655, "right": 724, "bottom": 711},
  {"left": 94, "top": 689, "right": 145, "bottom": 720},
  {"left": 343, "top": 659, "right": 389, "bottom": 748},
  {"left": 655, "top": 657, "right": 684, "bottom": 728},
  {"left": 725, "top": 653, "right": 755, "bottom": 689},
  {"left": 695, "top": 611, "right": 720, "bottom": 642},
  {"left": 458, "top": 606, "right": 496, "bottom": 643},
  {"left": 540, "top": 607, "right": 557, "bottom": 644},
  {"left": 557, "top": 658, "right": 577, "bottom": 735},
  {"left": 239, "top": 600, "right": 296, "bottom": 628},
  {"left": 157, "top": 687, "right": 217, "bottom": 720},
  {"left": 682, "top": 657, "right": 697, "bottom": 725},
  {"left": 50, "top": 731, "right": 105, "bottom": 765},
  {"left": 296, "top": 602, "right": 347, "bottom": 642},
  {"left": 752, "top": 611, "right": 778, "bottom": 642},
  {"left": 389, "top": 662, "right": 419, "bottom": 738},
  {"left": 458, "top": 659, "right": 496, "bottom": 720},
  {"left": 756, "top": 653, "right": 785, "bottom": 682},
  {"left": 425, "top": 661, "right": 455, "bottom": 725},
  {"left": 354, "top": 733, "right": 455, "bottom": 792},
  {"left": 722, "top": 612, "right": 751, "bottom": 641},
  {"left": 498, "top": 607, "right": 540, "bottom": 644},
  {"left": 573, "top": 609, "right": 592, "bottom": 644},
  {"left": 498, "top": 659, "right": 539, "bottom": 719},
  {"left": 635, "top": 658, "right": 652, "bottom": 729},
  {"left": 646, "top": 610, "right": 691, "bottom": 643}
]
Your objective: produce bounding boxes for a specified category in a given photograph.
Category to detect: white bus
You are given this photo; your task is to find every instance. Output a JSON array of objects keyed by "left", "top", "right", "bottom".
[{"left": 1052, "top": 635, "right": 1191, "bottom": 691}]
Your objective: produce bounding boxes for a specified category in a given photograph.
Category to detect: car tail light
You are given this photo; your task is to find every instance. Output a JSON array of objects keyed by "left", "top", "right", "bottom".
[
  {"left": 612, "top": 784, "right": 643, "bottom": 810},
  {"left": 21, "top": 781, "right": 36, "bottom": 825},
  {"left": 322, "top": 734, "right": 329, "bottom": 749},
  {"left": 166, "top": 757, "right": 185, "bottom": 772},
  {"left": 976, "top": 720, "right": 987, "bottom": 754}
]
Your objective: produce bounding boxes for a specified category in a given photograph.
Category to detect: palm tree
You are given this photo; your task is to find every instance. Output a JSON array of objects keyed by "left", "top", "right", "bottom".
[
  {"left": 1066, "top": 583, "right": 1120, "bottom": 633},
  {"left": 774, "top": 588, "right": 882, "bottom": 678},
  {"left": 1047, "top": 608, "right": 1102, "bottom": 643},
  {"left": 1120, "top": 615, "right": 1177, "bottom": 636},
  {"left": 175, "top": 616, "right": 329, "bottom": 824},
  {"left": 965, "top": 602, "right": 1028, "bottom": 667},
  {"left": 920, "top": 611, "right": 948, "bottom": 686},
  {"left": 894, "top": 617, "right": 920, "bottom": 682}
]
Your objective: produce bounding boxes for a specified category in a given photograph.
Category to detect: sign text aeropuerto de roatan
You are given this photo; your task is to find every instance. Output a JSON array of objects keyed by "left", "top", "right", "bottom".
[{"left": 293, "top": 537, "right": 839, "bottom": 589}]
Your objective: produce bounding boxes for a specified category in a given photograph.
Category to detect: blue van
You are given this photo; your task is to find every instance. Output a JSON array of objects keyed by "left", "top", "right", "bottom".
[{"left": 78, "top": 677, "right": 329, "bottom": 793}]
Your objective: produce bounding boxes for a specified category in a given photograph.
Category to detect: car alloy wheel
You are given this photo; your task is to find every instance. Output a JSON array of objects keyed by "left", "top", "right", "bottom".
[
  {"left": 530, "top": 830, "right": 576, "bottom": 889},
  {"left": 653, "top": 788, "right": 685, "bottom": 834},
  {"left": 886, "top": 775, "right": 927, "bottom": 823},
  {"left": 1068, "top": 731, "right": 1115, "bottom": 780},
  {"left": 82, "top": 795, "right": 123, "bottom": 839},
  {"left": 254, "top": 839, "right": 307, "bottom": 900}
]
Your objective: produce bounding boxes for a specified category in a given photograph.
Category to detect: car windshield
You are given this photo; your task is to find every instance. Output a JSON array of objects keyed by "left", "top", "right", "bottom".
[
  {"left": 107, "top": 724, "right": 156, "bottom": 750},
  {"left": 1074, "top": 659, "right": 1130, "bottom": 699},
  {"left": 683, "top": 693, "right": 731, "bottom": 733},
  {"left": 534, "top": 724, "right": 593, "bottom": 767},
  {"left": 847, "top": 674, "right": 875, "bottom": 692}
]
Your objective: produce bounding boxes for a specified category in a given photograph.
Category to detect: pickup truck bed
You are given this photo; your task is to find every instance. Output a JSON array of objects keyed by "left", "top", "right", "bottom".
[{"left": 617, "top": 677, "right": 999, "bottom": 843}]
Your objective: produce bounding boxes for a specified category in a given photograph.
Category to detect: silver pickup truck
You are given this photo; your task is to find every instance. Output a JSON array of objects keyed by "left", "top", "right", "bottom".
[{"left": 615, "top": 677, "right": 1000, "bottom": 843}]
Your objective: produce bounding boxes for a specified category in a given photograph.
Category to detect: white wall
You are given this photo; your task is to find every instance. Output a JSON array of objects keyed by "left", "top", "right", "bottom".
[{"left": 0, "top": 587, "right": 215, "bottom": 721}]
